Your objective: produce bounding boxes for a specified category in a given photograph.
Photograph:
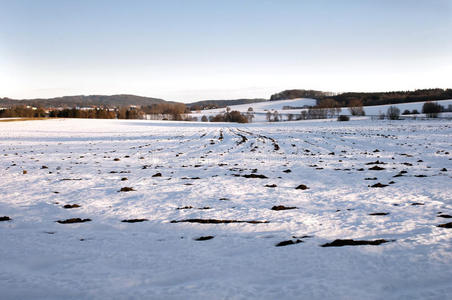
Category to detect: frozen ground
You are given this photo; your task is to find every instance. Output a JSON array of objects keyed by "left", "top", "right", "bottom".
[{"left": 1, "top": 118, "right": 452, "bottom": 299}]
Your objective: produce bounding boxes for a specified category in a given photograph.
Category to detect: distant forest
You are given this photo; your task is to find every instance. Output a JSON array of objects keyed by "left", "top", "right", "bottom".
[
  {"left": 270, "top": 88, "right": 452, "bottom": 107},
  {"left": 330, "top": 89, "right": 452, "bottom": 107},
  {"left": 0, "top": 103, "right": 189, "bottom": 120}
]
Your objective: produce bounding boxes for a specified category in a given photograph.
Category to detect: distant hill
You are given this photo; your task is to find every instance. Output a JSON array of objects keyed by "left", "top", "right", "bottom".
[
  {"left": 330, "top": 88, "right": 452, "bottom": 107},
  {"left": 0, "top": 94, "right": 171, "bottom": 108},
  {"left": 187, "top": 98, "right": 267, "bottom": 110},
  {"left": 3, "top": 88, "right": 451, "bottom": 110},
  {"left": 270, "top": 88, "right": 452, "bottom": 107}
]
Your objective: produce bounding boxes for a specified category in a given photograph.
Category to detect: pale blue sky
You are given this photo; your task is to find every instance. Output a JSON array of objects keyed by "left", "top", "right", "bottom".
[{"left": 1, "top": 0, "right": 451, "bottom": 101}]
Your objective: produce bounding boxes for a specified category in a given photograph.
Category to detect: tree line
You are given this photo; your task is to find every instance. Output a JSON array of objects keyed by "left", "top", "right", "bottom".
[
  {"left": 0, "top": 103, "right": 188, "bottom": 120},
  {"left": 329, "top": 89, "right": 452, "bottom": 107},
  {"left": 270, "top": 88, "right": 452, "bottom": 107}
]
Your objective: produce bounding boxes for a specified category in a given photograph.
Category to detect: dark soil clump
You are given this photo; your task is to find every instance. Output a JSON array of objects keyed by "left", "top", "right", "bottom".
[
  {"left": 437, "top": 222, "right": 452, "bottom": 228},
  {"left": 271, "top": 205, "right": 297, "bottom": 211},
  {"left": 366, "top": 160, "right": 386, "bottom": 165},
  {"left": 437, "top": 214, "right": 452, "bottom": 219},
  {"left": 177, "top": 206, "right": 193, "bottom": 210},
  {"left": 195, "top": 236, "right": 214, "bottom": 241},
  {"left": 295, "top": 184, "right": 309, "bottom": 190},
  {"left": 63, "top": 204, "right": 81, "bottom": 209},
  {"left": 242, "top": 174, "right": 268, "bottom": 179},
  {"left": 370, "top": 183, "right": 388, "bottom": 188},
  {"left": 369, "top": 166, "right": 385, "bottom": 171},
  {"left": 275, "top": 239, "right": 303, "bottom": 247},
  {"left": 171, "top": 219, "right": 269, "bottom": 224},
  {"left": 121, "top": 219, "right": 148, "bottom": 223},
  {"left": 57, "top": 218, "right": 91, "bottom": 224},
  {"left": 321, "top": 239, "right": 393, "bottom": 247}
]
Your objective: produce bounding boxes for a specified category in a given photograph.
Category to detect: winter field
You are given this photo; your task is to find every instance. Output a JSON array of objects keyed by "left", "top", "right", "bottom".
[
  {"left": 191, "top": 98, "right": 452, "bottom": 122},
  {"left": 1, "top": 118, "right": 452, "bottom": 299}
]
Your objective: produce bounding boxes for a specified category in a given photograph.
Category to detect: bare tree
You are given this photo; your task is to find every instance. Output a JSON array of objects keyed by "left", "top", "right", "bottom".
[
  {"left": 245, "top": 107, "right": 254, "bottom": 122},
  {"left": 387, "top": 106, "right": 400, "bottom": 120},
  {"left": 348, "top": 99, "right": 365, "bottom": 116},
  {"left": 266, "top": 111, "right": 272, "bottom": 122},
  {"left": 318, "top": 99, "right": 341, "bottom": 118},
  {"left": 422, "top": 101, "right": 443, "bottom": 118}
]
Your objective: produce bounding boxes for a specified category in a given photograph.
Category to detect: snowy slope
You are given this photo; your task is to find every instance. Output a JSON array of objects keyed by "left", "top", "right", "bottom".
[
  {"left": 192, "top": 98, "right": 452, "bottom": 122},
  {"left": 194, "top": 98, "right": 316, "bottom": 113},
  {"left": 357, "top": 99, "right": 452, "bottom": 116},
  {"left": 1, "top": 118, "right": 452, "bottom": 299},
  {"left": 192, "top": 98, "right": 316, "bottom": 122}
]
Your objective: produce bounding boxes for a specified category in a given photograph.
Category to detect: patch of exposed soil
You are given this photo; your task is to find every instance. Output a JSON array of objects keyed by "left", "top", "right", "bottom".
[
  {"left": 242, "top": 174, "right": 268, "bottom": 179},
  {"left": 437, "top": 222, "right": 452, "bottom": 228},
  {"left": 295, "top": 184, "right": 309, "bottom": 190},
  {"left": 275, "top": 239, "right": 303, "bottom": 247},
  {"left": 265, "top": 184, "right": 277, "bottom": 188},
  {"left": 370, "top": 183, "right": 388, "bottom": 188},
  {"left": 63, "top": 204, "right": 81, "bottom": 209},
  {"left": 177, "top": 206, "right": 193, "bottom": 210},
  {"left": 366, "top": 160, "right": 386, "bottom": 165},
  {"left": 369, "top": 166, "right": 385, "bottom": 171},
  {"left": 271, "top": 205, "right": 297, "bottom": 211},
  {"left": 195, "top": 236, "right": 214, "bottom": 241},
  {"left": 321, "top": 239, "right": 393, "bottom": 247},
  {"left": 57, "top": 218, "right": 91, "bottom": 224},
  {"left": 437, "top": 214, "right": 452, "bottom": 219},
  {"left": 121, "top": 219, "right": 148, "bottom": 223},
  {"left": 170, "top": 219, "right": 269, "bottom": 224}
]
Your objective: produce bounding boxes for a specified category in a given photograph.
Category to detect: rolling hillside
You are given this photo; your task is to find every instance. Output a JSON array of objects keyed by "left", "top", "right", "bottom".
[
  {"left": 193, "top": 98, "right": 452, "bottom": 122},
  {"left": 0, "top": 94, "right": 169, "bottom": 108}
]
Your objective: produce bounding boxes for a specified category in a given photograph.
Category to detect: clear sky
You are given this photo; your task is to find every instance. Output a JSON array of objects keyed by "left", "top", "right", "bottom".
[{"left": 1, "top": 0, "right": 451, "bottom": 102}]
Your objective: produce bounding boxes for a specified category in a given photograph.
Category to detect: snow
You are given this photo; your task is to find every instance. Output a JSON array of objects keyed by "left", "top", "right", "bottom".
[
  {"left": 192, "top": 98, "right": 317, "bottom": 122},
  {"left": 195, "top": 98, "right": 317, "bottom": 114},
  {"left": 1, "top": 118, "right": 452, "bottom": 299},
  {"left": 192, "top": 99, "right": 452, "bottom": 122},
  {"left": 351, "top": 99, "right": 452, "bottom": 117}
]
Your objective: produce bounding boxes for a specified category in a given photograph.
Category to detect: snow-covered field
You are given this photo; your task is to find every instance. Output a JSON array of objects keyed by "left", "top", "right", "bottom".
[
  {"left": 354, "top": 99, "right": 452, "bottom": 117},
  {"left": 192, "top": 98, "right": 317, "bottom": 121},
  {"left": 1, "top": 118, "right": 452, "bottom": 299},
  {"left": 192, "top": 99, "right": 452, "bottom": 122}
]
